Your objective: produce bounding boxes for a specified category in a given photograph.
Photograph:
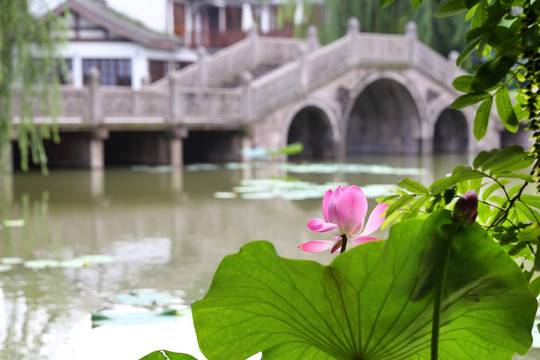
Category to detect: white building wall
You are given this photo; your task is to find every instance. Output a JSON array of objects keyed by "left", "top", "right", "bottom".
[
  {"left": 60, "top": 42, "right": 146, "bottom": 89},
  {"left": 106, "top": 0, "right": 168, "bottom": 33},
  {"left": 60, "top": 41, "right": 198, "bottom": 89}
]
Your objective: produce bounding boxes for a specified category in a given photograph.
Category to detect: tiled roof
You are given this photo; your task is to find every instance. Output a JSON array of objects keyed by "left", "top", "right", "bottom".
[{"left": 52, "top": 0, "right": 182, "bottom": 50}]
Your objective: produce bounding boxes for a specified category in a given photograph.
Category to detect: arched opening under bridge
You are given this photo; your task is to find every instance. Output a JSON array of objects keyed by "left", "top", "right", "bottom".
[
  {"left": 346, "top": 79, "right": 421, "bottom": 156},
  {"left": 433, "top": 109, "right": 469, "bottom": 153},
  {"left": 286, "top": 106, "right": 335, "bottom": 161}
]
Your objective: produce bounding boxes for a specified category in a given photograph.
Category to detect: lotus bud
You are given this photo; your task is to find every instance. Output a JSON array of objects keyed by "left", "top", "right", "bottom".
[{"left": 452, "top": 190, "right": 478, "bottom": 226}]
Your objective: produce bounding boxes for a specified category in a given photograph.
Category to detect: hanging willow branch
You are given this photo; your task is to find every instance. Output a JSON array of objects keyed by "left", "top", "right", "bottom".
[{"left": 0, "top": 0, "right": 68, "bottom": 175}]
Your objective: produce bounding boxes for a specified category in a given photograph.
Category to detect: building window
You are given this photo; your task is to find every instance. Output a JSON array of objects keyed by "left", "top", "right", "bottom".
[
  {"left": 58, "top": 58, "right": 73, "bottom": 84},
  {"left": 226, "top": 7, "right": 241, "bottom": 30},
  {"left": 208, "top": 6, "right": 220, "bottom": 31},
  {"left": 149, "top": 60, "right": 168, "bottom": 83},
  {"left": 173, "top": 2, "right": 185, "bottom": 36},
  {"left": 174, "top": 61, "right": 191, "bottom": 70},
  {"left": 82, "top": 59, "right": 131, "bottom": 86}
]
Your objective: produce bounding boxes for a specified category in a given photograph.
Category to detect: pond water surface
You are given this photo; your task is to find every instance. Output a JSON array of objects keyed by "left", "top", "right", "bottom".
[{"left": 4, "top": 154, "right": 535, "bottom": 359}]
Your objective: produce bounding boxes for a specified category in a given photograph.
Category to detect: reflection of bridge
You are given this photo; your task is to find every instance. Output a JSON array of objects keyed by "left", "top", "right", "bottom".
[{"left": 12, "top": 18, "right": 501, "bottom": 169}]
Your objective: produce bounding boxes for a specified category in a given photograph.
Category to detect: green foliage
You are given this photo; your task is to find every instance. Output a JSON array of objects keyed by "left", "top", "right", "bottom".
[
  {"left": 268, "top": 142, "right": 304, "bottom": 156},
  {"left": 0, "top": 0, "right": 68, "bottom": 174},
  {"left": 385, "top": 0, "right": 540, "bottom": 189},
  {"left": 192, "top": 211, "right": 536, "bottom": 359},
  {"left": 314, "top": 0, "right": 470, "bottom": 65},
  {"left": 379, "top": 146, "right": 539, "bottom": 276}
]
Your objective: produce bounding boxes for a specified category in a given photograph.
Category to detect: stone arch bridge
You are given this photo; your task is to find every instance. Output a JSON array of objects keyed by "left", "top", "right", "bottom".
[{"left": 12, "top": 19, "right": 502, "bottom": 169}]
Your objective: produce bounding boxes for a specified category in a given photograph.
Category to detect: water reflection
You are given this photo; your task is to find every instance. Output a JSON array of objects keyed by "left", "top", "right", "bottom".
[{"left": 0, "top": 154, "right": 471, "bottom": 359}]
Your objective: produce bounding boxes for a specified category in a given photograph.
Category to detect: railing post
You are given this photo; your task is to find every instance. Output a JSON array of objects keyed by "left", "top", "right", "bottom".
[
  {"left": 248, "top": 26, "right": 259, "bottom": 69},
  {"left": 88, "top": 67, "right": 101, "bottom": 124},
  {"left": 197, "top": 46, "right": 208, "bottom": 87},
  {"left": 347, "top": 17, "right": 360, "bottom": 66},
  {"left": 448, "top": 50, "right": 460, "bottom": 86},
  {"left": 298, "top": 44, "right": 309, "bottom": 91},
  {"left": 169, "top": 75, "right": 182, "bottom": 124},
  {"left": 406, "top": 21, "right": 418, "bottom": 66},
  {"left": 241, "top": 70, "right": 253, "bottom": 121},
  {"left": 307, "top": 25, "right": 320, "bottom": 52}
]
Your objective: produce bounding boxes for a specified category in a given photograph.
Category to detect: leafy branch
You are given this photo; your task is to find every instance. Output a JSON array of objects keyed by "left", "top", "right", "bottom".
[{"left": 379, "top": 146, "right": 540, "bottom": 273}]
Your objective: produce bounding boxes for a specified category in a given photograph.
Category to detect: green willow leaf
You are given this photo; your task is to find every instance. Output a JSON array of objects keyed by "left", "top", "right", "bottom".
[
  {"left": 192, "top": 211, "right": 536, "bottom": 360},
  {"left": 139, "top": 350, "right": 197, "bottom": 360},
  {"left": 473, "top": 97, "right": 492, "bottom": 140},
  {"left": 495, "top": 86, "right": 519, "bottom": 133}
]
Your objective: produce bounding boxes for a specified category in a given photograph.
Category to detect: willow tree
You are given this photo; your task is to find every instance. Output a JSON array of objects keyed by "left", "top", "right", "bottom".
[
  {"left": 283, "top": 0, "right": 470, "bottom": 64},
  {"left": 0, "top": 0, "right": 67, "bottom": 175}
]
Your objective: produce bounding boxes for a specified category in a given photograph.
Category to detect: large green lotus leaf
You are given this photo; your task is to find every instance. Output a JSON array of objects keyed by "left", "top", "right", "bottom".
[
  {"left": 192, "top": 210, "right": 537, "bottom": 360},
  {"left": 139, "top": 350, "right": 197, "bottom": 360}
]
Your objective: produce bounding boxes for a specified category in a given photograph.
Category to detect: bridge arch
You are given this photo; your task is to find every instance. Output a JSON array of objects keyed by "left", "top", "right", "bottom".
[
  {"left": 432, "top": 108, "right": 469, "bottom": 153},
  {"left": 344, "top": 73, "right": 426, "bottom": 156},
  {"left": 282, "top": 101, "right": 340, "bottom": 161}
]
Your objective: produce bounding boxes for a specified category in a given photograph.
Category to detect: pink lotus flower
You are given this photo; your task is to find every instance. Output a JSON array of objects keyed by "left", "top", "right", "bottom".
[{"left": 299, "top": 185, "right": 388, "bottom": 253}]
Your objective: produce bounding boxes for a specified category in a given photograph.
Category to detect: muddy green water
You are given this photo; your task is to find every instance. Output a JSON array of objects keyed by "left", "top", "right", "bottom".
[{"left": 0, "top": 154, "right": 498, "bottom": 359}]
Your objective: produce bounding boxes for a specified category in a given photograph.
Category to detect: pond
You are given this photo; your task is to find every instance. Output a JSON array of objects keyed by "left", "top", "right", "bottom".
[{"left": 0, "top": 154, "right": 537, "bottom": 359}]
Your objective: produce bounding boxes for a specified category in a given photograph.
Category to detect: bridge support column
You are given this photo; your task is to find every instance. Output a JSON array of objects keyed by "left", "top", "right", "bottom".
[
  {"left": 167, "top": 126, "right": 188, "bottom": 167},
  {"left": 89, "top": 128, "right": 109, "bottom": 169}
]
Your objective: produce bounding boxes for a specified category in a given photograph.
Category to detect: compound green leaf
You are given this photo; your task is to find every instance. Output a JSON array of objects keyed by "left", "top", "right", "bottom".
[
  {"left": 398, "top": 177, "right": 429, "bottom": 195},
  {"left": 192, "top": 211, "right": 536, "bottom": 360},
  {"left": 521, "top": 194, "right": 540, "bottom": 210},
  {"left": 435, "top": 0, "right": 467, "bottom": 18},
  {"left": 473, "top": 146, "right": 531, "bottom": 173},
  {"left": 473, "top": 97, "right": 492, "bottom": 140},
  {"left": 452, "top": 75, "right": 475, "bottom": 93},
  {"left": 495, "top": 87, "right": 519, "bottom": 133},
  {"left": 450, "top": 92, "right": 491, "bottom": 109},
  {"left": 430, "top": 166, "right": 483, "bottom": 195}
]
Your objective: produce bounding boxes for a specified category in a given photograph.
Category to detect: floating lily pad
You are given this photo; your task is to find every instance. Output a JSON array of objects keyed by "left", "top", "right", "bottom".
[
  {"left": 213, "top": 192, "right": 238, "bottom": 199},
  {"left": 114, "top": 291, "right": 181, "bottom": 307},
  {"left": 216, "top": 177, "right": 396, "bottom": 201},
  {"left": 0, "top": 264, "right": 12, "bottom": 272},
  {"left": 91, "top": 308, "right": 183, "bottom": 327},
  {"left": 71, "top": 254, "right": 116, "bottom": 265},
  {"left": 3, "top": 219, "right": 25, "bottom": 227},
  {"left": 279, "top": 162, "right": 426, "bottom": 176},
  {"left": 24, "top": 259, "right": 63, "bottom": 269},
  {"left": 1, "top": 257, "right": 24, "bottom": 265},
  {"left": 184, "top": 164, "right": 219, "bottom": 171},
  {"left": 131, "top": 165, "right": 172, "bottom": 174}
]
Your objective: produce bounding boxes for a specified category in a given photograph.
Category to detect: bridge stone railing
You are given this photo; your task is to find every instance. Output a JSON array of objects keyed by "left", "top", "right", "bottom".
[
  {"left": 15, "top": 18, "right": 462, "bottom": 129},
  {"left": 252, "top": 61, "right": 302, "bottom": 115},
  {"left": 151, "top": 30, "right": 305, "bottom": 89},
  {"left": 167, "top": 18, "right": 461, "bottom": 123}
]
